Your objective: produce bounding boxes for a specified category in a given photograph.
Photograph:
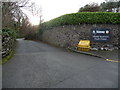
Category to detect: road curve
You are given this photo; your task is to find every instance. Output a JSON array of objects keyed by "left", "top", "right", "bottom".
[{"left": 3, "top": 39, "right": 118, "bottom": 88}]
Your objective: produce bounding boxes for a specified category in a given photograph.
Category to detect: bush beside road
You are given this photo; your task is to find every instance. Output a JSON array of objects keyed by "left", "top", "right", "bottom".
[{"left": 1, "top": 28, "right": 16, "bottom": 64}]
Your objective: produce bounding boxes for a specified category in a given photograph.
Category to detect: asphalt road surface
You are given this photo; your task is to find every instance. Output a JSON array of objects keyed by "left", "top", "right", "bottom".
[{"left": 2, "top": 39, "right": 118, "bottom": 88}]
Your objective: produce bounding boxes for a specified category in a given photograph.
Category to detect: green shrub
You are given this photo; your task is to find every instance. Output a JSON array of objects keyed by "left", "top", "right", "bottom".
[
  {"left": 1, "top": 28, "right": 17, "bottom": 38},
  {"left": 40, "top": 12, "right": 120, "bottom": 30}
]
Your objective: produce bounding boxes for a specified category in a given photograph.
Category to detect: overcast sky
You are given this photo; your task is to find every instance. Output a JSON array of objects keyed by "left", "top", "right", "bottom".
[{"left": 22, "top": 0, "right": 105, "bottom": 23}]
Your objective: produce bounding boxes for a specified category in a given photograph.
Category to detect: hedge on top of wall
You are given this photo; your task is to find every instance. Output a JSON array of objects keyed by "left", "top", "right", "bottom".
[{"left": 40, "top": 12, "right": 120, "bottom": 30}]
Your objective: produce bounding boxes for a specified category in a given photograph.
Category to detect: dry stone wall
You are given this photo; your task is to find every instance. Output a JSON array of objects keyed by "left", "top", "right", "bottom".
[
  {"left": 41, "top": 24, "right": 119, "bottom": 50},
  {"left": 2, "top": 35, "right": 15, "bottom": 58}
]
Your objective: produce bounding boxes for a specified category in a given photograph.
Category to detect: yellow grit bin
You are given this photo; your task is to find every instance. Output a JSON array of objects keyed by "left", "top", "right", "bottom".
[{"left": 77, "top": 40, "right": 90, "bottom": 51}]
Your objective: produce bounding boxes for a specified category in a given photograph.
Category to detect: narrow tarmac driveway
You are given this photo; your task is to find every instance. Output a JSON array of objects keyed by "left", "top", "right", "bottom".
[{"left": 3, "top": 39, "right": 118, "bottom": 88}]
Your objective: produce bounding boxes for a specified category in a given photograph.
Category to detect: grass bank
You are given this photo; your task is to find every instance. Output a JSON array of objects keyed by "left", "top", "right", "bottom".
[{"left": 1, "top": 50, "right": 14, "bottom": 64}]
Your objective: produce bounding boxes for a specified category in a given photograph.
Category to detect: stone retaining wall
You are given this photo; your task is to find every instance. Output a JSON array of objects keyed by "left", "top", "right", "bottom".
[
  {"left": 2, "top": 35, "right": 15, "bottom": 58},
  {"left": 41, "top": 24, "right": 119, "bottom": 50}
]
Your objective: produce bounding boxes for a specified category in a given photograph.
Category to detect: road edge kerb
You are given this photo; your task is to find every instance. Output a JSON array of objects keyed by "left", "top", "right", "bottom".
[
  {"left": 67, "top": 47, "right": 105, "bottom": 59},
  {"left": 67, "top": 47, "right": 119, "bottom": 63}
]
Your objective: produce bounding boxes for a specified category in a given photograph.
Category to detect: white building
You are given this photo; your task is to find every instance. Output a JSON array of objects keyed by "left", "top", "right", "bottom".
[{"left": 112, "top": 7, "right": 120, "bottom": 12}]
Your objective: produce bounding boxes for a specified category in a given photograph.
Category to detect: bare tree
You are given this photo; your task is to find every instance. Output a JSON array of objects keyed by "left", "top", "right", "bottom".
[
  {"left": 78, "top": 3, "right": 100, "bottom": 12},
  {"left": 29, "top": 2, "right": 43, "bottom": 25},
  {"left": 2, "top": 0, "right": 33, "bottom": 37},
  {"left": 2, "top": 0, "right": 43, "bottom": 38},
  {"left": 23, "top": 2, "right": 43, "bottom": 39},
  {"left": 2, "top": 1, "right": 29, "bottom": 28}
]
